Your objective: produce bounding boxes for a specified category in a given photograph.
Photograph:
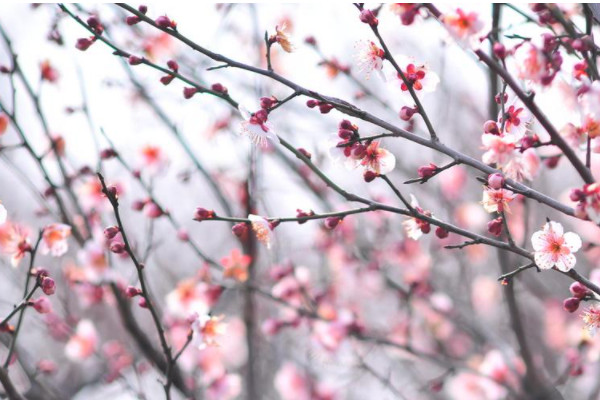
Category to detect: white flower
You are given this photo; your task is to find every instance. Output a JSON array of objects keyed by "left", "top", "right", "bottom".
[
  {"left": 354, "top": 40, "right": 385, "bottom": 80},
  {"left": 239, "top": 106, "right": 279, "bottom": 146},
  {"left": 531, "top": 221, "right": 582, "bottom": 272},
  {"left": 248, "top": 214, "right": 273, "bottom": 248}
]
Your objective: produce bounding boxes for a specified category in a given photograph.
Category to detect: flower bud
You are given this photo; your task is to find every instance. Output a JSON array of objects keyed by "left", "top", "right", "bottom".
[
  {"left": 183, "top": 87, "right": 198, "bottom": 99},
  {"left": 297, "top": 148, "right": 312, "bottom": 159},
  {"left": 138, "top": 5, "right": 148, "bottom": 14},
  {"left": 363, "top": 170, "right": 378, "bottom": 182},
  {"left": 100, "top": 148, "right": 117, "bottom": 159},
  {"left": 306, "top": 99, "right": 318, "bottom": 108},
  {"left": 125, "top": 286, "right": 142, "bottom": 298},
  {"left": 544, "top": 155, "right": 561, "bottom": 169},
  {"left": 494, "top": 93, "right": 508, "bottom": 105},
  {"left": 131, "top": 199, "right": 147, "bottom": 211},
  {"left": 487, "top": 217, "right": 503, "bottom": 237},
  {"left": 570, "top": 282, "right": 589, "bottom": 299},
  {"left": 110, "top": 242, "right": 126, "bottom": 254},
  {"left": 417, "top": 163, "right": 437, "bottom": 179},
  {"left": 211, "top": 83, "right": 228, "bottom": 94},
  {"left": 40, "top": 277, "right": 56, "bottom": 296},
  {"left": 318, "top": 103, "right": 334, "bottom": 114},
  {"left": 138, "top": 297, "right": 148, "bottom": 308},
  {"left": 304, "top": 36, "right": 316, "bottom": 46},
  {"left": 194, "top": 207, "right": 215, "bottom": 221},
  {"left": 103, "top": 225, "right": 120, "bottom": 239},
  {"left": 155, "top": 15, "right": 174, "bottom": 29},
  {"left": 324, "top": 216, "right": 342, "bottom": 230},
  {"left": 166, "top": 59, "right": 179, "bottom": 72},
  {"left": 487, "top": 173, "right": 505, "bottom": 189},
  {"left": 435, "top": 226, "right": 449, "bottom": 239},
  {"left": 32, "top": 297, "right": 52, "bottom": 314},
  {"left": 87, "top": 15, "right": 100, "bottom": 29},
  {"left": 177, "top": 229, "right": 189, "bottom": 242},
  {"left": 144, "top": 202, "right": 163, "bottom": 219},
  {"left": 75, "top": 38, "right": 93, "bottom": 51},
  {"left": 563, "top": 297, "right": 580, "bottom": 313},
  {"left": 569, "top": 188, "right": 586, "bottom": 202},
  {"left": 260, "top": 96, "right": 277, "bottom": 109},
  {"left": 262, "top": 318, "right": 283, "bottom": 336},
  {"left": 232, "top": 223, "right": 248, "bottom": 238},
  {"left": 128, "top": 55, "right": 143, "bottom": 65},
  {"left": 399, "top": 106, "right": 417, "bottom": 121},
  {"left": 359, "top": 9, "right": 379, "bottom": 26},
  {"left": 492, "top": 42, "right": 506, "bottom": 59},
  {"left": 126, "top": 16, "right": 141, "bottom": 25},
  {"left": 483, "top": 120, "right": 500, "bottom": 135},
  {"left": 296, "top": 209, "right": 315, "bottom": 224},
  {"left": 160, "top": 75, "right": 175, "bottom": 85}
]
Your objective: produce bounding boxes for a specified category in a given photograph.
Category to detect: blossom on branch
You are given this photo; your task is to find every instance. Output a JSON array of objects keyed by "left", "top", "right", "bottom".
[
  {"left": 239, "top": 106, "right": 279, "bottom": 147},
  {"left": 531, "top": 221, "right": 581, "bottom": 272}
]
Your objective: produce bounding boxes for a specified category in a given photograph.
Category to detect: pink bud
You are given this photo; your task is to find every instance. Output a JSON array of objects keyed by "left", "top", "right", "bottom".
[
  {"left": 87, "top": 15, "right": 100, "bottom": 29},
  {"left": 296, "top": 209, "right": 315, "bottom": 224},
  {"left": 339, "top": 120, "right": 355, "bottom": 131},
  {"left": 103, "top": 225, "right": 120, "bottom": 239},
  {"left": 36, "top": 360, "right": 57, "bottom": 375},
  {"left": 160, "top": 75, "right": 175, "bottom": 85},
  {"left": 155, "top": 15, "right": 174, "bottom": 29},
  {"left": 131, "top": 199, "right": 146, "bottom": 211},
  {"left": 570, "top": 282, "right": 589, "bottom": 299},
  {"left": 318, "top": 103, "right": 334, "bottom": 114},
  {"left": 138, "top": 297, "right": 148, "bottom": 308},
  {"left": 32, "top": 297, "right": 52, "bottom": 314},
  {"left": 417, "top": 163, "right": 437, "bottom": 179},
  {"left": 177, "top": 229, "right": 189, "bottom": 242},
  {"left": 138, "top": 5, "right": 148, "bottom": 14},
  {"left": 75, "top": 38, "right": 93, "bottom": 51},
  {"left": 183, "top": 87, "right": 198, "bottom": 99},
  {"left": 144, "top": 202, "right": 163, "bottom": 219},
  {"left": 399, "top": 106, "right": 417, "bottom": 121},
  {"left": 306, "top": 99, "right": 318, "bottom": 108},
  {"left": 324, "top": 216, "right": 342, "bottom": 230},
  {"left": 260, "top": 96, "right": 277, "bottom": 109},
  {"left": 125, "top": 286, "right": 142, "bottom": 298},
  {"left": 563, "top": 297, "right": 580, "bottom": 313},
  {"left": 166, "top": 59, "right": 179, "bottom": 72},
  {"left": 126, "top": 16, "right": 141, "bottom": 25},
  {"left": 41, "top": 277, "right": 56, "bottom": 296},
  {"left": 487, "top": 173, "right": 505, "bottom": 189},
  {"left": 305, "top": 36, "right": 316, "bottom": 46},
  {"left": 100, "top": 148, "right": 117, "bottom": 159},
  {"left": 128, "top": 55, "right": 143, "bottom": 65},
  {"left": 487, "top": 217, "right": 503, "bottom": 237},
  {"left": 194, "top": 207, "right": 215, "bottom": 221},
  {"left": 297, "top": 148, "right": 312, "bottom": 159},
  {"left": 544, "top": 155, "right": 561, "bottom": 169},
  {"left": 261, "top": 318, "right": 283, "bottom": 336},
  {"left": 483, "top": 120, "right": 500, "bottom": 135},
  {"left": 232, "top": 223, "right": 248, "bottom": 238},
  {"left": 363, "top": 170, "right": 378, "bottom": 182},
  {"left": 492, "top": 42, "right": 506, "bottom": 59},
  {"left": 110, "top": 242, "right": 126, "bottom": 254},
  {"left": 359, "top": 9, "right": 379, "bottom": 26},
  {"left": 435, "top": 226, "right": 449, "bottom": 239},
  {"left": 494, "top": 93, "right": 508, "bottom": 105},
  {"left": 211, "top": 83, "right": 228, "bottom": 94},
  {"left": 569, "top": 188, "right": 586, "bottom": 202}
]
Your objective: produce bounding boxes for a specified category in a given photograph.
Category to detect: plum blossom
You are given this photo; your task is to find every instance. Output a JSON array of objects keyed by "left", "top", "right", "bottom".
[
  {"left": 138, "top": 144, "right": 169, "bottom": 175},
  {"left": 441, "top": 8, "right": 484, "bottom": 47},
  {"left": 248, "top": 214, "right": 273, "bottom": 248},
  {"left": 40, "top": 223, "right": 71, "bottom": 257},
  {"left": 166, "top": 278, "right": 222, "bottom": 318},
  {"left": 354, "top": 40, "right": 385, "bottom": 79},
  {"left": 513, "top": 39, "right": 562, "bottom": 85},
  {"left": 582, "top": 306, "right": 600, "bottom": 335},
  {"left": 239, "top": 106, "right": 278, "bottom": 146},
  {"left": 390, "top": 55, "right": 439, "bottom": 98},
  {"left": 273, "top": 24, "right": 294, "bottom": 53},
  {"left": 481, "top": 134, "right": 540, "bottom": 181},
  {"left": 221, "top": 248, "right": 251, "bottom": 282},
  {"left": 65, "top": 319, "right": 98, "bottom": 361},
  {"left": 498, "top": 100, "right": 533, "bottom": 139},
  {"left": 360, "top": 141, "right": 396, "bottom": 174},
  {"left": 0, "top": 221, "right": 31, "bottom": 266},
  {"left": 191, "top": 313, "right": 226, "bottom": 349},
  {"left": 481, "top": 187, "right": 516, "bottom": 213},
  {"left": 531, "top": 221, "right": 581, "bottom": 271},
  {"left": 402, "top": 195, "right": 432, "bottom": 240}
]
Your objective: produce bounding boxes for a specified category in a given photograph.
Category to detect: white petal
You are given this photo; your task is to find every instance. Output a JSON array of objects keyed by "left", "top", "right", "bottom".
[
  {"left": 531, "top": 231, "right": 548, "bottom": 251},
  {"left": 563, "top": 232, "right": 582, "bottom": 252},
  {"left": 377, "top": 149, "right": 396, "bottom": 175},
  {"left": 555, "top": 253, "right": 576, "bottom": 272},
  {"left": 547, "top": 221, "right": 564, "bottom": 236},
  {"left": 534, "top": 252, "right": 554, "bottom": 270}
]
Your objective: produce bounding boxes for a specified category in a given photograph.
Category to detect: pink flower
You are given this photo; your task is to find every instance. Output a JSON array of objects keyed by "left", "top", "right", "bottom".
[
  {"left": 138, "top": 144, "right": 169, "bottom": 175},
  {"left": 531, "top": 221, "right": 581, "bottom": 271},
  {"left": 40, "top": 223, "right": 71, "bottom": 257},
  {"left": 354, "top": 40, "right": 385, "bottom": 79},
  {"left": 498, "top": 100, "right": 532, "bottom": 139},
  {"left": 582, "top": 306, "right": 600, "bottom": 335},
  {"left": 390, "top": 55, "right": 439, "bottom": 98},
  {"left": 513, "top": 41, "right": 548, "bottom": 83},
  {"left": 402, "top": 195, "right": 432, "bottom": 240},
  {"left": 32, "top": 297, "right": 52, "bottom": 314},
  {"left": 0, "top": 221, "right": 31, "bottom": 267},
  {"left": 442, "top": 8, "right": 484, "bottom": 48},
  {"left": 166, "top": 278, "right": 222, "bottom": 318},
  {"left": 481, "top": 134, "right": 516, "bottom": 166},
  {"left": 191, "top": 314, "right": 226, "bottom": 349},
  {"left": 481, "top": 187, "right": 516, "bottom": 213},
  {"left": 360, "top": 141, "right": 396, "bottom": 174},
  {"left": 239, "top": 107, "right": 278, "bottom": 146},
  {"left": 248, "top": 214, "right": 274, "bottom": 248},
  {"left": 221, "top": 249, "right": 251, "bottom": 282},
  {"left": 274, "top": 363, "right": 311, "bottom": 400},
  {"left": 65, "top": 319, "right": 98, "bottom": 361}
]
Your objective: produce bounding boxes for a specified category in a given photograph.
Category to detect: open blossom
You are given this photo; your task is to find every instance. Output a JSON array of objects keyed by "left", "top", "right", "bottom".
[
  {"left": 391, "top": 55, "right": 439, "bottom": 97},
  {"left": 498, "top": 100, "right": 533, "bottom": 139},
  {"left": 40, "top": 223, "right": 71, "bottom": 257},
  {"left": 513, "top": 40, "right": 561, "bottom": 85},
  {"left": 191, "top": 313, "right": 226, "bottom": 349},
  {"left": 0, "top": 221, "right": 31, "bottom": 266},
  {"left": 139, "top": 144, "right": 169, "bottom": 175},
  {"left": 166, "top": 278, "right": 222, "bottom": 318},
  {"left": 442, "top": 8, "right": 484, "bottom": 44},
  {"left": 531, "top": 221, "right": 581, "bottom": 271},
  {"left": 354, "top": 40, "right": 385, "bottom": 79},
  {"left": 248, "top": 214, "right": 273, "bottom": 248},
  {"left": 582, "top": 306, "right": 600, "bottom": 335},
  {"left": 273, "top": 24, "right": 294, "bottom": 53},
  {"left": 579, "top": 81, "right": 600, "bottom": 138},
  {"left": 402, "top": 195, "right": 432, "bottom": 240},
  {"left": 239, "top": 106, "right": 278, "bottom": 146},
  {"left": 221, "top": 249, "right": 251, "bottom": 282},
  {"left": 481, "top": 187, "right": 516, "bottom": 213},
  {"left": 482, "top": 134, "right": 516, "bottom": 166},
  {"left": 481, "top": 134, "right": 539, "bottom": 181},
  {"left": 65, "top": 319, "right": 98, "bottom": 361},
  {"left": 360, "top": 141, "right": 396, "bottom": 174}
]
